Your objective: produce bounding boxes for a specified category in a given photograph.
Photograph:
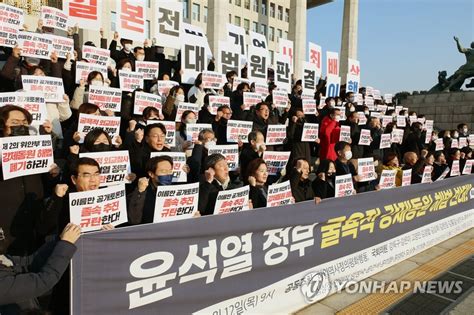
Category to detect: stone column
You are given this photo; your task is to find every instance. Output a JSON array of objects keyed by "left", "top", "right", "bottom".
[
  {"left": 288, "top": 0, "right": 307, "bottom": 81},
  {"left": 340, "top": 0, "right": 358, "bottom": 84},
  {"left": 207, "top": 0, "right": 228, "bottom": 57}
]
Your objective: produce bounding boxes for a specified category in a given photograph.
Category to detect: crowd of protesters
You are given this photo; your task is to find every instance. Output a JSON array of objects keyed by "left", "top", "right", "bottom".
[{"left": 0, "top": 17, "right": 472, "bottom": 315}]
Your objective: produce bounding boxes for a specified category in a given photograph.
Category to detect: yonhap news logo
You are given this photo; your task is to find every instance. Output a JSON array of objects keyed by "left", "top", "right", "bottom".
[{"left": 300, "top": 271, "right": 332, "bottom": 303}]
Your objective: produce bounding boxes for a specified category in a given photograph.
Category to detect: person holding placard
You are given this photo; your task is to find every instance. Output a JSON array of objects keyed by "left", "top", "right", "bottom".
[
  {"left": 432, "top": 151, "right": 449, "bottom": 180},
  {"left": 199, "top": 154, "right": 239, "bottom": 215},
  {"left": 379, "top": 152, "right": 402, "bottom": 187},
  {"left": 446, "top": 148, "right": 462, "bottom": 178},
  {"left": 70, "top": 71, "right": 109, "bottom": 109},
  {"left": 287, "top": 158, "right": 314, "bottom": 203},
  {"left": 230, "top": 82, "right": 250, "bottom": 120},
  {"left": 401, "top": 122, "right": 424, "bottom": 157},
  {"left": 341, "top": 111, "right": 363, "bottom": 159},
  {"left": 187, "top": 73, "right": 206, "bottom": 106},
  {"left": 162, "top": 85, "right": 185, "bottom": 121},
  {"left": 188, "top": 129, "right": 217, "bottom": 183},
  {"left": 319, "top": 108, "right": 341, "bottom": 161},
  {"left": 246, "top": 158, "right": 269, "bottom": 209},
  {"left": 175, "top": 110, "right": 197, "bottom": 153},
  {"left": 252, "top": 102, "right": 272, "bottom": 138},
  {"left": 287, "top": 109, "right": 317, "bottom": 166},
  {"left": 108, "top": 32, "right": 135, "bottom": 63},
  {"left": 240, "top": 131, "right": 266, "bottom": 183},
  {"left": 312, "top": 159, "right": 336, "bottom": 200},
  {"left": 127, "top": 156, "right": 175, "bottom": 224}
]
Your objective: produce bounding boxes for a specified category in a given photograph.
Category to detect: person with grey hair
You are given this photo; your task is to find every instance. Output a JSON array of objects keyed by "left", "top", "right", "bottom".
[
  {"left": 198, "top": 153, "right": 240, "bottom": 215},
  {"left": 187, "top": 128, "right": 216, "bottom": 183}
]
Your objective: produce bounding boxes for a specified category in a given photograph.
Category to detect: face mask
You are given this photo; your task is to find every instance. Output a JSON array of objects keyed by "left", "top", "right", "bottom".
[
  {"left": 9, "top": 125, "right": 29, "bottom": 136},
  {"left": 90, "top": 80, "right": 104, "bottom": 86},
  {"left": 463, "top": 128, "right": 468, "bottom": 134},
  {"left": 25, "top": 57, "right": 40, "bottom": 66},
  {"left": 364, "top": 111, "right": 369, "bottom": 115},
  {"left": 453, "top": 133, "right": 459, "bottom": 138},
  {"left": 121, "top": 67, "right": 132, "bottom": 72},
  {"left": 157, "top": 174, "right": 173, "bottom": 185},
  {"left": 334, "top": 115, "right": 341, "bottom": 122},
  {"left": 336, "top": 101, "right": 342, "bottom": 106},
  {"left": 136, "top": 55, "right": 145, "bottom": 61},
  {"left": 348, "top": 97, "right": 355, "bottom": 103},
  {"left": 124, "top": 43, "right": 133, "bottom": 52},
  {"left": 204, "top": 140, "right": 216, "bottom": 150},
  {"left": 221, "top": 177, "right": 230, "bottom": 190},
  {"left": 156, "top": 48, "right": 164, "bottom": 54},
  {"left": 344, "top": 151, "right": 353, "bottom": 160},
  {"left": 349, "top": 107, "right": 355, "bottom": 112},
  {"left": 93, "top": 143, "right": 111, "bottom": 152},
  {"left": 329, "top": 101, "right": 335, "bottom": 108},
  {"left": 185, "top": 118, "right": 196, "bottom": 124},
  {"left": 175, "top": 94, "right": 185, "bottom": 103}
]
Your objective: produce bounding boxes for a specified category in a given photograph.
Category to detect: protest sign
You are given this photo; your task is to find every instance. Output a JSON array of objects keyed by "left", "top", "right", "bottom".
[
  {"left": 0, "top": 92, "right": 47, "bottom": 125},
  {"left": 214, "top": 186, "right": 250, "bottom": 214},
  {"left": 335, "top": 174, "right": 355, "bottom": 198},
  {"left": 263, "top": 151, "right": 291, "bottom": 175},
  {"left": 17, "top": 31, "right": 52, "bottom": 60},
  {"left": 82, "top": 45, "right": 110, "bottom": 66},
  {"left": 254, "top": 82, "right": 270, "bottom": 100},
  {"left": 41, "top": 6, "right": 68, "bottom": 31},
  {"left": 201, "top": 71, "right": 226, "bottom": 89},
  {"left": 175, "top": 102, "right": 200, "bottom": 122},
  {"left": 326, "top": 75, "right": 341, "bottom": 98},
  {"left": 272, "top": 90, "right": 289, "bottom": 109},
  {"left": 151, "top": 151, "right": 187, "bottom": 182},
  {"left": 77, "top": 113, "right": 121, "bottom": 144},
  {"left": 116, "top": 0, "right": 146, "bottom": 42},
  {"left": 47, "top": 34, "right": 74, "bottom": 60},
  {"left": 381, "top": 115, "right": 392, "bottom": 128},
  {"left": 450, "top": 160, "right": 460, "bottom": 177},
  {"left": 435, "top": 139, "right": 444, "bottom": 151},
  {"left": 302, "top": 99, "right": 317, "bottom": 115},
  {"left": 451, "top": 139, "right": 459, "bottom": 149},
  {"left": 0, "top": 3, "right": 23, "bottom": 47},
  {"left": 232, "top": 77, "right": 251, "bottom": 91},
  {"left": 302, "top": 61, "right": 319, "bottom": 94},
  {"left": 153, "top": 183, "right": 199, "bottom": 223},
  {"left": 207, "top": 144, "right": 239, "bottom": 171},
  {"left": 181, "top": 23, "right": 211, "bottom": 83},
  {"left": 436, "top": 167, "right": 450, "bottom": 182},
  {"left": 157, "top": 80, "right": 179, "bottom": 96},
  {"left": 378, "top": 169, "right": 397, "bottom": 189},
  {"left": 218, "top": 40, "right": 241, "bottom": 75},
  {"left": 185, "top": 123, "right": 212, "bottom": 142},
  {"left": 119, "top": 71, "right": 144, "bottom": 92},
  {"left": 346, "top": 74, "right": 360, "bottom": 93},
  {"left": 459, "top": 137, "right": 468, "bottom": 148},
  {"left": 226, "top": 120, "right": 253, "bottom": 143},
  {"left": 21, "top": 75, "right": 64, "bottom": 103},
  {"left": 64, "top": 0, "right": 102, "bottom": 30},
  {"left": 421, "top": 165, "right": 433, "bottom": 183},
  {"left": 154, "top": 1, "right": 182, "bottom": 49},
  {"left": 339, "top": 125, "right": 351, "bottom": 142},
  {"left": 226, "top": 23, "right": 247, "bottom": 62},
  {"left": 358, "top": 129, "right": 372, "bottom": 146},
  {"left": 134, "top": 91, "right": 162, "bottom": 115},
  {"left": 391, "top": 128, "right": 404, "bottom": 144},
  {"left": 265, "top": 125, "right": 287, "bottom": 145},
  {"left": 80, "top": 151, "right": 131, "bottom": 187},
  {"left": 69, "top": 184, "right": 127, "bottom": 232},
  {"left": 357, "top": 112, "right": 367, "bottom": 125},
  {"left": 301, "top": 123, "right": 319, "bottom": 142},
  {"left": 396, "top": 115, "right": 406, "bottom": 127},
  {"left": 136, "top": 61, "right": 159, "bottom": 80},
  {"left": 357, "top": 157, "right": 376, "bottom": 182},
  {"left": 208, "top": 96, "right": 230, "bottom": 115},
  {"left": 462, "top": 160, "right": 473, "bottom": 175},
  {"left": 384, "top": 94, "right": 393, "bottom": 103},
  {"left": 402, "top": 169, "right": 412, "bottom": 187},
  {"left": 243, "top": 92, "right": 262, "bottom": 110},
  {"left": 274, "top": 53, "right": 291, "bottom": 92},
  {"left": 379, "top": 133, "right": 392, "bottom": 149},
  {"left": 75, "top": 61, "right": 108, "bottom": 84},
  {"left": 0, "top": 135, "right": 53, "bottom": 180},
  {"left": 267, "top": 181, "right": 295, "bottom": 207},
  {"left": 326, "top": 51, "right": 339, "bottom": 77},
  {"left": 88, "top": 86, "right": 122, "bottom": 112},
  {"left": 308, "top": 42, "right": 322, "bottom": 75}
]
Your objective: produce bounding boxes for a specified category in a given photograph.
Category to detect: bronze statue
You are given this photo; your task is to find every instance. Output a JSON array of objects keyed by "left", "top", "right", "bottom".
[{"left": 430, "top": 36, "right": 474, "bottom": 92}]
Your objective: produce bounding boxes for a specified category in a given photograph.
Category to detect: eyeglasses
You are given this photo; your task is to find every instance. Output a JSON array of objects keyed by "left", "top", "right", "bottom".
[{"left": 78, "top": 172, "right": 101, "bottom": 179}]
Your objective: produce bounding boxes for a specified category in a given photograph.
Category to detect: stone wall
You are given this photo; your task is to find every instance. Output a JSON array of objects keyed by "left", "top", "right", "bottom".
[{"left": 400, "top": 91, "right": 474, "bottom": 132}]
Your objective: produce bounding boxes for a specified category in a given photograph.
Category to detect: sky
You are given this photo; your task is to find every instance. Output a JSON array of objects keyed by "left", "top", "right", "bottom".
[{"left": 306, "top": 0, "right": 474, "bottom": 94}]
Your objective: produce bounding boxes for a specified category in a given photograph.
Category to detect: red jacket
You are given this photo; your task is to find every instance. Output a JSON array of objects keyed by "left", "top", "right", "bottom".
[{"left": 319, "top": 116, "right": 340, "bottom": 161}]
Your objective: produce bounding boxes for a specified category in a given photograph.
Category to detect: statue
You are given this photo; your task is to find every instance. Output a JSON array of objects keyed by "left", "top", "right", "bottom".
[{"left": 429, "top": 36, "right": 474, "bottom": 92}]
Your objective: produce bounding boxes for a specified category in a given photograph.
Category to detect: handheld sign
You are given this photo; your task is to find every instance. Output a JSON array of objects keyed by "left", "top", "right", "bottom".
[
  {"left": 378, "top": 169, "right": 397, "bottom": 189},
  {"left": 207, "top": 144, "right": 239, "bottom": 171},
  {"left": 64, "top": 0, "right": 102, "bottom": 30},
  {"left": 185, "top": 123, "right": 212, "bottom": 142},
  {"left": 116, "top": 0, "right": 146, "bottom": 42},
  {"left": 302, "top": 99, "right": 317, "bottom": 115},
  {"left": 213, "top": 186, "right": 250, "bottom": 215},
  {"left": 154, "top": 1, "right": 182, "bottom": 49},
  {"left": 357, "top": 157, "right": 376, "bottom": 182},
  {"left": 79, "top": 151, "right": 131, "bottom": 187},
  {"left": 77, "top": 113, "right": 121, "bottom": 144},
  {"left": 462, "top": 160, "right": 473, "bottom": 175},
  {"left": 243, "top": 92, "right": 261, "bottom": 110},
  {"left": 88, "top": 86, "right": 122, "bottom": 112},
  {"left": 402, "top": 169, "right": 412, "bottom": 187},
  {"left": 0, "top": 92, "right": 47, "bottom": 126},
  {"left": 69, "top": 184, "right": 128, "bottom": 232},
  {"left": 421, "top": 165, "right": 433, "bottom": 183},
  {"left": 301, "top": 123, "right": 319, "bottom": 142},
  {"left": 0, "top": 135, "right": 53, "bottom": 180},
  {"left": 48, "top": 34, "right": 74, "bottom": 60},
  {"left": 0, "top": 3, "right": 24, "bottom": 48},
  {"left": 135, "top": 61, "right": 159, "bottom": 80},
  {"left": 21, "top": 75, "right": 64, "bottom": 103},
  {"left": 17, "top": 31, "right": 52, "bottom": 60},
  {"left": 435, "top": 167, "right": 450, "bottom": 181},
  {"left": 358, "top": 129, "right": 372, "bottom": 146},
  {"left": 157, "top": 80, "right": 179, "bottom": 96},
  {"left": 339, "top": 125, "right": 351, "bottom": 142},
  {"left": 134, "top": 91, "right": 162, "bottom": 115},
  {"left": 208, "top": 96, "right": 230, "bottom": 115},
  {"left": 119, "top": 71, "right": 144, "bottom": 92},
  {"left": 267, "top": 181, "right": 295, "bottom": 207},
  {"left": 450, "top": 160, "right": 460, "bottom": 177},
  {"left": 265, "top": 125, "right": 287, "bottom": 145},
  {"left": 379, "top": 133, "right": 391, "bottom": 149},
  {"left": 75, "top": 61, "right": 108, "bottom": 84},
  {"left": 82, "top": 45, "right": 110, "bottom": 66},
  {"left": 335, "top": 174, "right": 355, "bottom": 198},
  {"left": 226, "top": 120, "right": 253, "bottom": 143},
  {"left": 263, "top": 151, "right": 291, "bottom": 175},
  {"left": 272, "top": 90, "right": 289, "bottom": 109},
  {"left": 153, "top": 183, "right": 199, "bottom": 223},
  {"left": 175, "top": 102, "right": 199, "bottom": 122},
  {"left": 201, "top": 71, "right": 226, "bottom": 89},
  {"left": 41, "top": 6, "right": 68, "bottom": 31}
]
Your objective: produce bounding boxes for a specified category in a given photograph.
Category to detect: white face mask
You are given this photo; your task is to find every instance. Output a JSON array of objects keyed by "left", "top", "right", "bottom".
[
  {"left": 349, "top": 107, "right": 355, "bottom": 112},
  {"left": 90, "top": 80, "right": 104, "bottom": 86},
  {"left": 463, "top": 128, "right": 468, "bottom": 134},
  {"left": 121, "top": 67, "right": 132, "bottom": 72},
  {"left": 25, "top": 57, "right": 40, "bottom": 66},
  {"left": 124, "top": 43, "right": 133, "bottom": 52},
  {"left": 329, "top": 101, "right": 336, "bottom": 107},
  {"left": 344, "top": 151, "right": 353, "bottom": 160},
  {"left": 185, "top": 118, "right": 196, "bottom": 124},
  {"left": 136, "top": 55, "right": 145, "bottom": 61},
  {"left": 175, "top": 94, "right": 185, "bottom": 103},
  {"left": 204, "top": 140, "right": 216, "bottom": 149}
]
